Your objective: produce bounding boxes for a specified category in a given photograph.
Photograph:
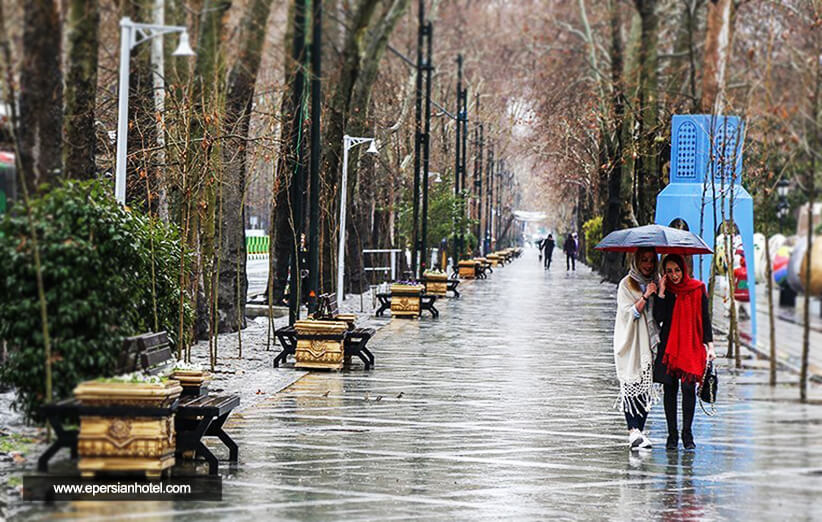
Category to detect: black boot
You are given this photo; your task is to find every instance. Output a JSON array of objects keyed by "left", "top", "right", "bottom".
[
  {"left": 682, "top": 430, "right": 695, "bottom": 450},
  {"left": 663, "top": 382, "right": 679, "bottom": 450}
]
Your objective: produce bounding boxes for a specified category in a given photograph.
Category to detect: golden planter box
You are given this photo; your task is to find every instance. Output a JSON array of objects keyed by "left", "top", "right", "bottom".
[
  {"left": 390, "top": 284, "right": 424, "bottom": 317},
  {"left": 73, "top": 380, "right": 181, "bottom": 477},
  {"left": 294, "top": 319, "right": 348, "bottom": 370},
  {"left": 78, "top": 415, "right": 176, "bottom": 476},
  {"left": 422, "top": 272, "right": 448, "bottom": 297},
  {"left": 74, "top": 380, "right": 183, "bottom": 408},
  {"left": 458, "top": 260, "right": 479, "bottom": 279},
  {"left": 171, "top": 370, "right": 212, "bottom": 396}
]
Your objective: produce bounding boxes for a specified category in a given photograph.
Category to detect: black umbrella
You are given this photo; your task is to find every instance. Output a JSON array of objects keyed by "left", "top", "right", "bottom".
[{"left": 594, "top": 224, "right": 713, "bottom": 255}]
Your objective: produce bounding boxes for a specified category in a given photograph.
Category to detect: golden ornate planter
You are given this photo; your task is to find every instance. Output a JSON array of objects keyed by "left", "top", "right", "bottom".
[
  {"left": 171, "top": 369, "right": 212, "bottom": 396},
  {"left": 390, "top": 284, "right": 424, "bottom": 318},
  {"left": 458, "top": 260, "right": 479, "bottom": 279},
  {"left": 73, "top": 380, "right": 181, "bottom": 477},
  {"left": 78, "top": 415, "right": 176, "bottom": 477},
  {"left": 74, "top": 380, "right": 183, "bottom": 408},
  {"left": 422, "top": 271, "right": 448, "bottom": 297},
  {"left": 294, "top": 319, "right": 348, "bottom": 370}
]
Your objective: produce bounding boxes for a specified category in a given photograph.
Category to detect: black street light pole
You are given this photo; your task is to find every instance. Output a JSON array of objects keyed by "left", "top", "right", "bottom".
[
  {"left": 289, "top": 0, "right": 308, "bottom": 325},
  {"left": 496, "top": 159, "right": 503, "bottom": 248},
  {"left": 420, "top": 21, "right": 433, "bottom": 274},
  {"left": 485, "top": 139, "right": 493, "bottom": 252},
  {"left": 307, "top": 0, "right": 322, "bottom": 315},
  {"left": 411, "top": 0, "right": 425, "bottom": 279},
  {"left": 459, "top": 85, "right": 468, "bottom": 258},
  {"left": 473, "top": 97, "right": 482, "bottom": 255},
  {"left": 453, "top": 54, "right": 463, "bottom": 267}
]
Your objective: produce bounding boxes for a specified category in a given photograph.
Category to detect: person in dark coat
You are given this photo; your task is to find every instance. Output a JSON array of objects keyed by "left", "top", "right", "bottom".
[
  {"left": 652, "top": 254, "right": 716, "bottom": 451},
  {"left": 542, "top": 234, "right": 555, "bottom": 269},
  {"left": 563, "top": 233, "right": 578, "bottom": 271}
]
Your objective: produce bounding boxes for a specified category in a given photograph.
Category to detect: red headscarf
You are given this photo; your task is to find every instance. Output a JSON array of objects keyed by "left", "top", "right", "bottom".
[{"left": 662, "top": 255, "right": 707, "bottom": 383}]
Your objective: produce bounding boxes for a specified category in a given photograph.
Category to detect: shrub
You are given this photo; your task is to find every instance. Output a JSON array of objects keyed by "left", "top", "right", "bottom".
[
  {"left": 0, "top": 180, "right": 190, "bottom": 420},
  {"left": 583, "top": 216, "right": 603, "bottom": 267}
]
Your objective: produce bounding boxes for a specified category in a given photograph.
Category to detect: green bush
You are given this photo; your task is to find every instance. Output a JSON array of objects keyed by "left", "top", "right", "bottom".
[
  {"left": 0, "top": 180, "right": 190, "bottom": 420},
  {"left": 583, "top": 216, "right": 603, "bottom": 267}
]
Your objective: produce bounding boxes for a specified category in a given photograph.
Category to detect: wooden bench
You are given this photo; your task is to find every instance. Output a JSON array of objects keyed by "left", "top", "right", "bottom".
[
  {"left": 38, "top": 332, "right": 240, "bottom": 476},
  {"left": 273, "top": 293, "right": 376, "bottom": 370},
  {"left": 374, "top": 292, "right": 439, "bottom": 318}
]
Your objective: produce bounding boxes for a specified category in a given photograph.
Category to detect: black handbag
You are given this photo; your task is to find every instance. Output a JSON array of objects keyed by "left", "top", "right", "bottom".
[{"left": 699, "top": 361, "right": 718, "bottom": 416}]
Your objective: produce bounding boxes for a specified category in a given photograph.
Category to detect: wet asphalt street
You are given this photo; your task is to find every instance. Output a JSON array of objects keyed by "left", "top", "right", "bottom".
[{"left": 17, "top": 249, "right": 822, "bottom": 520}]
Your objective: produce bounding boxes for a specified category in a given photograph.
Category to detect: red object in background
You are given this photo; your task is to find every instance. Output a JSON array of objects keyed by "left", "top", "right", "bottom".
[{"left": 734, "top": 249, "right": 750, "bottom": 302}]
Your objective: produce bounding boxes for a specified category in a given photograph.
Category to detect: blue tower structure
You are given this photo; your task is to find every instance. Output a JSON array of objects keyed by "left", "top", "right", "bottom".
[{"left": 655, "top": 115, "right": 756, "bottom": 343}]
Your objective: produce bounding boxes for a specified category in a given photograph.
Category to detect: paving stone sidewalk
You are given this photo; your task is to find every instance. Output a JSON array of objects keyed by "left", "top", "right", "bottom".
[{"left": 12, "top": 249, "right": 822, "bottom": 520}]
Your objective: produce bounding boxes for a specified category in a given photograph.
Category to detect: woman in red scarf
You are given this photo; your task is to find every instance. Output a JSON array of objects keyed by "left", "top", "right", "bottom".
[{"left": 652, "top": 254, "right": 716, "bottom": 450}]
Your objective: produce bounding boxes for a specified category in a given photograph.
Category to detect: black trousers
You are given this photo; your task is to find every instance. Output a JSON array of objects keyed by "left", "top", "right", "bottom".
[
  {"left": 566, "top": 253, "right": 575, "bottom": 271},
  {"left": 624, "top": 403, "right": 648, "bottom": 431},
  {"left": 544, "top": 250, "right": 552, "bottom": 268},
  {"left": 663, "top": 381, "right": 696, "bottom": 435}
]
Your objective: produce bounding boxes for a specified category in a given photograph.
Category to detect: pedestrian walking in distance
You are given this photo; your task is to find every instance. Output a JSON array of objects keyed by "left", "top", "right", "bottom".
[
  {"left": 613, "top": 247, "right": 661, "bottom": 451},
  {"left": 563, "top": 232, "right": 578, "bottom": 271},
  {"left": 652, "top": 254, "right": 716, "bottom": 450},
  {"left": 542, "top": 233, "right": 555, "bottom": 269}
]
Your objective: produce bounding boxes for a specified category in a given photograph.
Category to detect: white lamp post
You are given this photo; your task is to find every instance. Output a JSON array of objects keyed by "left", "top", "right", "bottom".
[
  {"left": 114, "top": 17, "right": 195, "bottom": 204},
  {"left": 338, "top": 135, "right": 378, "bottom": 310}
]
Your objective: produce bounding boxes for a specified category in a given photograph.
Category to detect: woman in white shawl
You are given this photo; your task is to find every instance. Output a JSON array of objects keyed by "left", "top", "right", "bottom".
[{"left": 614, "top": 247, "right": 661, "bottom": 450}]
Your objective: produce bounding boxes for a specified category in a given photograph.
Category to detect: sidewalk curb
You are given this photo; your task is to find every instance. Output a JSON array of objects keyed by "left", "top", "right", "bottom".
[{"left": 713, "top": 324, "right": 822, "bottom": 384}]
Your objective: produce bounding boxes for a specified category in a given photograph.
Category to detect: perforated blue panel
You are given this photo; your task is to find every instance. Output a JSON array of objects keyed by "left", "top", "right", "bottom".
[
  {"left": 712, "top": 121, "right": 740, "bottom": 180},
  {"left": 669, "top": 115, "right": 744, "bottom": 184},
  {"left": 676, "top": 121, "right": 697, "bottom": 178}
]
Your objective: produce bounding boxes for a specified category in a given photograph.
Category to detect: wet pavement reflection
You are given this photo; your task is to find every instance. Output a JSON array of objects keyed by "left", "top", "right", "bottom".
[{"left": 17, "top": 249, "right": 822, "bottom": 520}]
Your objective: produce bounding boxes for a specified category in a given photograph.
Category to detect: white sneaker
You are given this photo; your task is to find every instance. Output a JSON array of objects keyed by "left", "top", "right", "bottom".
[
  {"left": 628, "top": 429, "right": 652, "bottom": 451},
  {"left": 628, "top": 429, "right": 643, "bottom": 450}
]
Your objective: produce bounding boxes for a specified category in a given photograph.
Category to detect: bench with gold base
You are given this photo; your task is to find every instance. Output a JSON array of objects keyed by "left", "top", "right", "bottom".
[
  {"left": 422, "top": 271, "right": 448, "bottom": 297},
  {"left": 458, "top": 260, "right": 480, "bottom": 279},
  {"left": 294, "top": 320, "right": 349, "bottom": 370}
]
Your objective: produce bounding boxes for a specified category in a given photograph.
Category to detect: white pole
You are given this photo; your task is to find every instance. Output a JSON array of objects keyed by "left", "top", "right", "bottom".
[
  {"left": 115, "top": 18, "right": 133, "bottom": 204},
  {"left": 152, "top": 0, "right": 168, "bottom": 219},
  {"left": 337, "top": 137, "right": 350, "bottom": 311}
]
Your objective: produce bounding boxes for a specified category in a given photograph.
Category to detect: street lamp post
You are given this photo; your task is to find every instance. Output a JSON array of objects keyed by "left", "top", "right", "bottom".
[
  {"left": 338, "top": 135, "right": 378, "bottom": 311},
  {"left": 114, "top": 17, "right": 194, "bottom": 204}
]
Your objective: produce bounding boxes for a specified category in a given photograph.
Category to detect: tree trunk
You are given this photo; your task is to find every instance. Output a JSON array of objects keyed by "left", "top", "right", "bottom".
[
  {"left": 800, "top": 53, "right": 820, "bottom": 402},
  {"left": 19, "top": 0, "right": 63, "bottom": 193},
  {"left": 765, "top": 233, "right": 777, "bottom": 385},
  {"left": 189, "top": 0, "right": 232, "bottom": 343},
  {"left": 218, "top": 0, "right": 275, "bottom": 332},
  {"left": 633, "top": 0, "right": 659, "bottom": 224},
  {"left": 63, "top": 0, "right": 99, "bottom": 179},
  {"left": 271, "top": 0, "right": 304, "bottom": 302},
  {"left": 701, "top": 0, "right": 734, "bottom": 114},
  {"left": 319, "top": 0, "right": 382, "bottom": 294},
  {"left": 342, "top": 0, "right": 410, "bottom": 293},
  {"left": 600, "top": 0, "right": 627, "bottom": 283}
]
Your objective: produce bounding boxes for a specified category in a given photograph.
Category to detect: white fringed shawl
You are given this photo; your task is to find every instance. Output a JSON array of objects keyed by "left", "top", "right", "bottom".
[{"left": 613, "top": 275, "right": 659, "bottom": 415}]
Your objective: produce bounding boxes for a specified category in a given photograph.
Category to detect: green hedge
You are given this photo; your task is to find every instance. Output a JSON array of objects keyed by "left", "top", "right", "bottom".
[
  {"left": 583, "top": 216, "right": 603, "bottom": 267},
  {"left": 0, "top": 180, "right": 190, "bottom": 421}
]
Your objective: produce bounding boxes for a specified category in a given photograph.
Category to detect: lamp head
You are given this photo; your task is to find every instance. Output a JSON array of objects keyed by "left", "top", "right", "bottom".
[
  {"left": 777, "top": 178, "right": 790, "bottom": 198},
  {"left": 172, "top": 31, "right": 195, "bottom": 56},
  {"left": 366, "top": 140, "right": 378, "bottom": 154}
]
